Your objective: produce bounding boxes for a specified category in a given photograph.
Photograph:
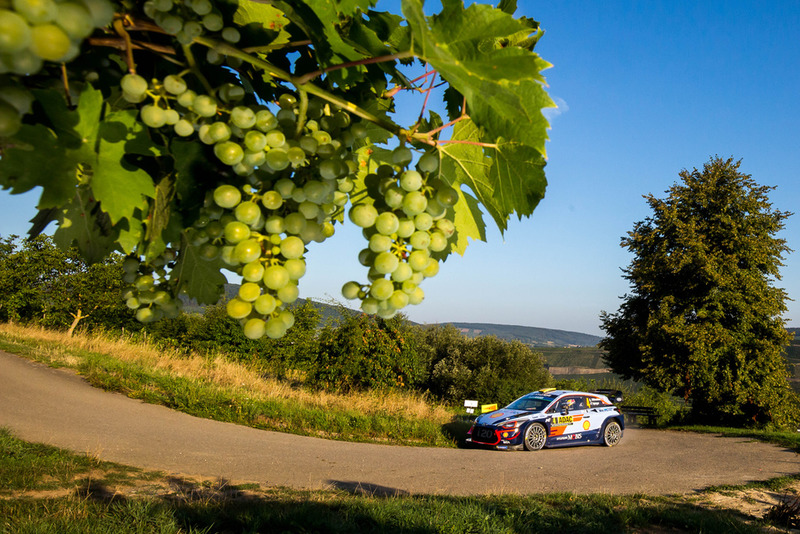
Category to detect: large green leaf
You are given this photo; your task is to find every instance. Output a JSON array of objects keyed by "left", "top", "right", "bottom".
[
  {"left": 52, "top": 187, "right": 116, "bottom": 264},
  {"left": 171, "top": 243, "right": 226, "bottom": 305},
  {"left": 403, "top": 0, "right": 554, "bottom": 156},
  {"left": 93, "top": 110, "right": 157, "bottom": 225}
]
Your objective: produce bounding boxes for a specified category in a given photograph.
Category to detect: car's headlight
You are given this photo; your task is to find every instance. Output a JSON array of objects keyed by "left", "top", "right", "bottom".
[{"left": 500, "top": 420, "right": 521, "bottom": 430}]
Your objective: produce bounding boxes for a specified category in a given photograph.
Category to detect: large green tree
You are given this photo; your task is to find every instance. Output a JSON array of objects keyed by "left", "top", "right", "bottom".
[{"left": 600, "top": 157, "right": 798, "bottom": 428}]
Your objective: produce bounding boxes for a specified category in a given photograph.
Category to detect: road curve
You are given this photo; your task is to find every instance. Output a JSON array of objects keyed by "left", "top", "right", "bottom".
[{"left": 1, "top": 350, "right": 797, "bottom": 496}]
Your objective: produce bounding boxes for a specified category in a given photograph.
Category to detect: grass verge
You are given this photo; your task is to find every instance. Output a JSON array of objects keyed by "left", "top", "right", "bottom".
[
  {"left": 670, "top": 425, "right": 800, "bottom": 454},
  {"left": 0, "top": 323, "right": 457, "bottom": 447},
  {"left": 0, "top": 428, "right": 781, "bottom": 534}
]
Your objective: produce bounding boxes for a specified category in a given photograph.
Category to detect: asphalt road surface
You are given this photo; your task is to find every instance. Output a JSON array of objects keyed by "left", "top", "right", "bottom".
[{"left": 1, "top": 350, "right": 797, "bottom": 496}]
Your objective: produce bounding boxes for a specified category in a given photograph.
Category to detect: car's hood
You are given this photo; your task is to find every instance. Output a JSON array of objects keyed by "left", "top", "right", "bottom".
[{"left": 475, "top": 409, "right": 542, "bottom": 426}]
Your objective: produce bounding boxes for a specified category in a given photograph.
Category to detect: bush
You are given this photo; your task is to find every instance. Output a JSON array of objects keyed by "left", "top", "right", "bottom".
[
  {"left": 306, "top": 311, "right": 424, "bottom": 392},
  {"left": 419, "top": 325, "right": 553, "bottom": 406}
]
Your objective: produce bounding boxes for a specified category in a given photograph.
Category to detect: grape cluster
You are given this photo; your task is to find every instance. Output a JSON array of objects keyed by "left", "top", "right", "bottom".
[
  {"left": 143, "top": 0, "right": 240, "bottom": 51},
  {"left": 120, "top": 71, "right": 368, "bottom": 337},
  {"left": 0, "top": 0, "right": 114, "bottom": 137},
  {"left": 121, "top": 249, "right": 183, "bottom": 323},
  {"left": 341, "top": 148, "right": 458, "bottom": 319}
]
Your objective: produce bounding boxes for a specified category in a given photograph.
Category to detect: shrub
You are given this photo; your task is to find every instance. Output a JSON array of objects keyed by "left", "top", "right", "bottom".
[{"left": 419, "top": 324, "right": 553, "bottom": 406}]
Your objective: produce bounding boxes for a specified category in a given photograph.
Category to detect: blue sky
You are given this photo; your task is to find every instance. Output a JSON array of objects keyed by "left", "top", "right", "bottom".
[{"left": 1, "top": 1, "right": 798, "bottom": 336}]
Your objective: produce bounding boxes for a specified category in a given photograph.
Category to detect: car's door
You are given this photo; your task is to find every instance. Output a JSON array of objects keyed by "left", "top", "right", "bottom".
[{"left": 547, "top": 395, "right": 590, "bottom": 442}]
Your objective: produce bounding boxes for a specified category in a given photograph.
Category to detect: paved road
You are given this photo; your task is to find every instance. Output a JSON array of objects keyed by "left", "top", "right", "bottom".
[{"left": 1, "top": 350, "right": 797, "bottom": 496}]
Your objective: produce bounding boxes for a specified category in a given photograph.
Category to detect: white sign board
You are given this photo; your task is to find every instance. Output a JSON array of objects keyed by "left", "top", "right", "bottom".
[{"left": 464, "top": 400, "right": 478, "bottom": 408}]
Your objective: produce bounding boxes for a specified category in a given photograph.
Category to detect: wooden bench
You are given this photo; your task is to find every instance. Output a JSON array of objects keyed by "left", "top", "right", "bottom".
[{"left": 620, "top": 405, "right": 657, "bottom": 425}]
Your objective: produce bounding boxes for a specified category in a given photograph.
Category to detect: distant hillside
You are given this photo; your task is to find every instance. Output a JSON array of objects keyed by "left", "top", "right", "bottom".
[{"left": 443, "top": 322, "right": 602, "bottom": 348}]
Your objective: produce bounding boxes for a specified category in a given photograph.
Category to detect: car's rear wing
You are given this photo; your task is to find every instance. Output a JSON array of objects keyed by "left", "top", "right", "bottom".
[{"left": 591, "top": 389, "right": 623, "bottom": 404}]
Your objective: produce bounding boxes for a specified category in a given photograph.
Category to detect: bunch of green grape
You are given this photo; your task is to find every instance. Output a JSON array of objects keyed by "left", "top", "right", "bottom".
[
  {"left": 341, "top": 149, "right": 459, "bottom": 319},
  {"left": 142, "top": 0, "right": 239, "bottom": 50},
  {"left": 0, "top": 0, "right": 114, "bottom": 137},
  {"left": 121, "top": 249, "right": 183, "bottom": 323}
]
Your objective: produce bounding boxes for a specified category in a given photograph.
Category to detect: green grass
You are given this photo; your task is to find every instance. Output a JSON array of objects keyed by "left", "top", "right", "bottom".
[
  {"left": 670, "top": 425, "right": 800, "bottom": 454},
  {"left": 0, "top": 429, "right": 775, "bottom": 534}
]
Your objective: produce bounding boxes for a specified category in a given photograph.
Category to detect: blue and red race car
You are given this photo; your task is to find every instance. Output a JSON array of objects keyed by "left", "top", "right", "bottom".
[{"left": 466, "top": 389, "right": 625, "bottom": 451}]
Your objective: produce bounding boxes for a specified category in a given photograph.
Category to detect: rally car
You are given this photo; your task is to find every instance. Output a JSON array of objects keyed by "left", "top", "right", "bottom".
[{"left": 466, "top": 389, "right": 624, "bottom": 451}]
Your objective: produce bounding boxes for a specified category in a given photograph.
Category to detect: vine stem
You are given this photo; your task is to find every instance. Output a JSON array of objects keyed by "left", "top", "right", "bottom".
[
  {"left": 437, "top": 139, "right": 498, "bottom": 148},
  {"left": 194, "top": 37, "right": 418, "bottom": 141},
  {"left": 295, "top": 51, "right": 414, "bottom": 86}
]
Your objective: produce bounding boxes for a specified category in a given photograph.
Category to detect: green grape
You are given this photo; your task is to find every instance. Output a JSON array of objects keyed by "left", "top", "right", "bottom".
[
  {"left": 283, "top": 212, "right": 306, "bottom": 235},
  {"left": 0, "top": 100, "right": 22, "bottom": 137},
  {"left": 409, "top": 231, "right": 431, "bottom": 250},
  {"left": 226, "top": 297, "right": 252, "bottom": 319},
  {"left": 242, "top": 261, "right": 265, "bottom": 282},
  {"left": 408, "top": 250, "right": 430, "bottom": 271},
  {"left": 221, "top": 26, "right": 240, "bottom": 43},
  {"left": 422, "top": 258, "right": 440, "bottom": 278},
  {"left": 126, "top": 297, "right": 140, "bottom": 309},
  {"left": 0, "top": 86, "right": 33, "bottom": 114},
  {"left": 384, "top": 185, "right": 404, "bottom": 209},
  {"left": 399, "top": 170, "right": 423, "bottom": 192},
  {"left": 152, "top": 0, "right": 173, "bottom": 10},
  {"left": 277, "top": 283, "right": 299, "bottom": 303},
  {"left": 350, "top": 122, "right": 367, "bottom": 139},
  {"left": 425, "top": 197, "right": 446, "bottom": 219},
  {"left": 198, "top": 125, "right": 214, "bottom": 145},
  {"left": 369, "top": 233, "right": 392, "bottom": 253},
  {"left": 418, "top": 152, "right": 439, "bottom": 172},
  {"left": 140, "top": 104, "right": 167, "bottom": 128},
  {"left": 173, "top": 119, "right": 194, "bottom": 137},
  {"left": 375, "top": 212, "right": 400, "bottom": 235},
  {"left": 214, "top": 141, "right": 244, "bottom": 165},
  {"left": 238, "top": 282, "right": 261, "bottom": 302},
  {"left": 223, "top": 221, "right": 250, "bottom": 244},
  {"left": 265, "top": 317, "right": 287, "bottom": 339},
  {"left": 136, "top": 307, "right": 158, "bottom": 323},
  {"left": 303, "top": 181, "right": 328, "bottom": 203},
  {"left": 230, "top": 106, "right": 256, "bottom": 129},
  {"left": 287, "top": 146, "right": 306, "bottom": 165},
  {"left": 163, "top": 74, "right": 187, "bottom": 95},
  {"left": 261, "top": 191, "right": 283, "bottom": 210},
  {"left": 297, "top": 201, "right": 319, "bottom": 220},
  {"left": 436, "top": 218, "right": 456, "bottom": 237},
  {"left": 392, "top": 146, "right": 413, "bottom": 166},
  {"left": 284, "top": 258, "right": 306, "bottom": 280},
  {"left": 263, "top": 264, "right": 289, "bottom": 290},
  {"left": 265, "top": 149, "right": 289, "bottom": 171},
  {"left": 178, "top": 21, "right": 202, "bottom": 43},
  {"left": 436, "top": 186, "right": 459, "bottom": 207},
  {"left": 55, "top": 2, "right": 94, "bottom": 39},
  {"left": 265, "top": 130, "right": 285, "bottom": 148},
  {"left": 389, "top": 290, "right": 409, "bottom": 310},
  {"left": 134, "top": 274, "right": 155, "bottom": 291},
  {"left": 0, "top": 10, "right": 32, "bottom": 54},
  {"left": 280, "top": 236, "right": 305, "bottom": 259},
  {"left": 208, "top": 121, "right": 231, "bottom": 142},
  {"left": 358, "top": 248, "right": 376, "bottom": 267},
  {"left": 429, "top": 231, "right": 448, "bottom": 252},
  {"left": 312, "top": 130, "right": 331, "bottom": 145},
  {"left": 202, "top": 13, "right": 223, "bottom": 31},
  {"left": 14, "top": 0, "right": 58, "bottom": 24},
  {"left": 254, "top": 293, "right": 277, "bottom": 315},
  {"left": 220, "top": 245, "right": 237, "bottom": 266},
  {"left": 198, "top": 243, "right": 219, "bottom": 260},
  {"left": 402, "top": 191, "right": 427, "bottom": 216},
  {"left": 278, "top": 310, "right": 295, "bottom": 329},
  {"left": 244, "top": 130, "right": 267, "bottom": 151},
  {"left": 374, "top": 251, "right": 399, "bottom": 275},
  {"left": 30, "top": 24, "right": 71, "bottom": 61},
  {"left": 176, "top": 89, "right": 196, "bottom": 108},
  {"left": 274, "top": 178, "right": 294, "bottom": 198},
  {"left": 264, "top": 215, "right": 284, "bottom": 234},
  {"left": 213, "top": 184, "right": 241, "bottom": 208},
  {"left": 299, "top": 135, "right": 318, "bottom": 154},
  {"left": 407, "top": 286, "right": 425, "bottom": 305},
  {"left": 361, "top": 297, "right": 379, "bottom": 314},
  {"left": 342, "top": 281, "right": 361, "bottom": 300},
  {"left": 155, "top": 12, "right": 182, "bottom": 34},
  {"left": 234, "top": 201, "right": 260, "bottom": 225},
  {"left": 164, "top": 109, "right": 180, "bottom": 125},
  {"left": 153, "top": 290, "right": 172, "bottom": 305},
  {"left": 349, "top": 204, "right": 378, "bottom": 228},
  {"left": 6, "top": 48, "right": 43, "bottom": 75},
  {"left": 414, "top": 212, "right": 434, "bottom": 231},
  {"left": 278, "top": 93, "right": 297, "bottom": 108},
  {"left": 192, "top": 94, "right": 217, "bottom": 117},
  {"left": 391, "top": 262, "right": 413, "bottom": 282},
  {"left": 255, "top": 109, "right": 277, "bottom": 131},
  {"left": 243, "top": 318, "right": 266, "bottom": 339},
  {"left": 82, "top": 0, "right": 115, "bottom": 26},
  {"left": 369, "top": 278, "right": 394, "bottom": 300}
]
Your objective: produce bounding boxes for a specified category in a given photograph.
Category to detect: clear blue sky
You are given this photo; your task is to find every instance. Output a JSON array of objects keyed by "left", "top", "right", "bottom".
[{"left": 1, "top": 1, "right": 798, "bottom": 337}]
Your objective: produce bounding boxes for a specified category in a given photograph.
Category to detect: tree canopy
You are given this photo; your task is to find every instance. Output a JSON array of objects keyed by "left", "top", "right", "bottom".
[
  {"left": 0, "top": 0, "right": 554, "bottom": 338},
  {"left": 600, "top": 157, "right": 798, "bottom": 428}
]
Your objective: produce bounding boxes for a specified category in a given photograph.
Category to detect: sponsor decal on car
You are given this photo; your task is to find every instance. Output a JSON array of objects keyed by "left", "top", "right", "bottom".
[
  {"left": 552, "top": 415, "right": 573, "bottom": 425},
  {"left": 583, "top": 420, "right": 591, "bottom": 430}
]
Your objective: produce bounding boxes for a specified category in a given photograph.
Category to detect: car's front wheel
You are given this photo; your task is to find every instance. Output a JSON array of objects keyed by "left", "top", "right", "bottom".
[
  {"left": 602, "top": 420, "right": 622, "bottom": 447},
  {"left": 523, "top": 423, "right": 547, "bottom": 451}
]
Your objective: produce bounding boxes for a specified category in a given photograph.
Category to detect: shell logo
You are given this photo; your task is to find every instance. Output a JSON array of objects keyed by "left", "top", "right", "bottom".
[{"left": 583, "top": 420, "right": 591, "bottom": 430}]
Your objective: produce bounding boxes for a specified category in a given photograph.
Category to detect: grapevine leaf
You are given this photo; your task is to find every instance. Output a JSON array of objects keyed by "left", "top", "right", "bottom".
[
  {"left": 52, "top": 188, "right": 116, "bottom": 264},
  {"left": 450, "top": 188, "right": 486, "bottom": 255},
  {"left": 233, "top": 1, "right": 290, "bottom": 46},
  {"left": 488, "top": 139, "right": 547, "bottom": 219},
  {"left": 93, "top": 110, "right": 157, "bottom": 224},
  {"left": 117, "top": 217, "right": 144, "bottom": 255},
  {"left": 171, "top": 243, "right": 226, "bottom": 305},
  {"left": 403, "top": 0, "right": 555, "bottom": 156},
  {"left": 333, "top": 0, "right": 376, "bottom": 16}
]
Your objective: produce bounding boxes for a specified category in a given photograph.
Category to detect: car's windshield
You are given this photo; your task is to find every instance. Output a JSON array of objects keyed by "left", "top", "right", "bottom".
[{"left": 505, "top": 396, "right": 552, "bottom": 412}]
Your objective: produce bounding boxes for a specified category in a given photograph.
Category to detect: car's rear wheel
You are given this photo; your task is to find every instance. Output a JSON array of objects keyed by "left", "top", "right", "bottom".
[
  {"left": 602, "top": 420, "right": 622, "bottom": 447},
  {"left": 523, "top": 423, "right": 547, "bottom": 451}
]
